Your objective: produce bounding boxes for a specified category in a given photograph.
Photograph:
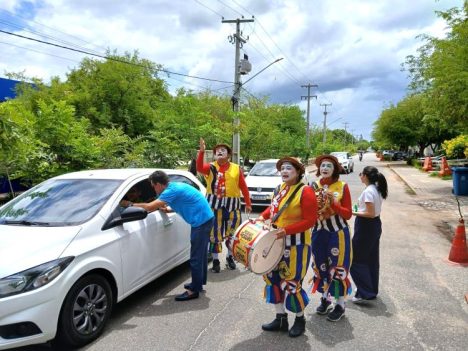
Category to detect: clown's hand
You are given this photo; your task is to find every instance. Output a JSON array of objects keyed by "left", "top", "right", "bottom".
[{"left": 199, "top": 138, "right": 206, "bottom": 152}]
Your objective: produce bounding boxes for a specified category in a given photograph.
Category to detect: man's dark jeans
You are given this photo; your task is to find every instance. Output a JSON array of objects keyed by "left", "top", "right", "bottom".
[{"left": 190, "top": 217, "right": 214, "bottom": 292}]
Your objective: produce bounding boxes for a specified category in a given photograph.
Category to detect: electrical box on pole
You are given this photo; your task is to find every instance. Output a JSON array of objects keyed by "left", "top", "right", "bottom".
[{"left": 222, "top": 17, "right": 254, "bottom": 165}]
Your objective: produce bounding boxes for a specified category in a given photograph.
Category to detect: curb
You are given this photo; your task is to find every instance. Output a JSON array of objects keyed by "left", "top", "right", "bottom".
[{"left": 386, "top": 164, "right": 417, "bottom": 195}]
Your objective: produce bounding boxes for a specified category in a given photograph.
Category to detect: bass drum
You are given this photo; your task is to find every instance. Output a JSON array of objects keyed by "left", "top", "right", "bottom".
[{"left": 231, "top": 221, "right": 285, "bottom": 275}]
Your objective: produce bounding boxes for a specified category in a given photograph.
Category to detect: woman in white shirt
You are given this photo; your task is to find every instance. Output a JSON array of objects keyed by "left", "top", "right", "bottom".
[{"left": 351, "top": 166, "right": 388, "bottom": 303}]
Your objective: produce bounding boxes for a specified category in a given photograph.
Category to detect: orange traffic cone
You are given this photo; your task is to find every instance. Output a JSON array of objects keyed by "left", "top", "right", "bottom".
[
  {"left": 448, "top": 218, "right": 468, "bottom": 264},
  {"left": 422, "top": 156, "right": 433, "bottom": 172},
  {"left": 438, "top": 156, "right": 452, "bottom": 177}
]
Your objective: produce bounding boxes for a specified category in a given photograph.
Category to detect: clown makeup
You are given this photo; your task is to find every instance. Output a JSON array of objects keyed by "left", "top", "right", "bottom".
[
  {"left": 280, "top": 162, "right": 298, "bottom": 184},
  {"left": 214, "top": 147, "right": 229, "bottom": 162},
  {"left": 320, "top": 160, "right": 334, "bottom": 178}
]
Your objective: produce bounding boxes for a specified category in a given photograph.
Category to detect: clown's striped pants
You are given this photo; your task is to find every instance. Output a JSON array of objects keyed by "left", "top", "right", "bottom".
[
  {"left": 263, "top": 242, "right": 311, "bottom": 313},
  {"left": 209, "top": 207, "right": 242, "bottom": 254}
]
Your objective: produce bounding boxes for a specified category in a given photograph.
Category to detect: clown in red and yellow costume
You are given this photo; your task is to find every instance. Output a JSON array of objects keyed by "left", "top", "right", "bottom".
[
  {"left": 196, "top": 138, "right": 252, "bottom": 273},
  {"left": 255, "top": 157, "right": 317, "bottom": 338},
  {"left": 309, "top": 154, "right": 353, "bottom": 322}
]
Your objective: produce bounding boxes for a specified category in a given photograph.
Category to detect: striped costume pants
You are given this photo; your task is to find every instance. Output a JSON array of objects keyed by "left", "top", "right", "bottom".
[
  {"left": 263, "top": 242, "right": 311, "bottom": 313},
  {"left": 209, "top": 207, "right": 242, "bottom": 254}
]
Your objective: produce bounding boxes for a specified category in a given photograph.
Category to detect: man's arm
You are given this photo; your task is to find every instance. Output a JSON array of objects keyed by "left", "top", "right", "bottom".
[{"left": 130, "top": 199, "right": 168, "bottom": 213}]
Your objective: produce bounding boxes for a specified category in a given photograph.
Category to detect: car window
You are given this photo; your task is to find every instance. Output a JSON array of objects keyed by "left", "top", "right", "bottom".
[
  {"left": 168, "top": 174, "right": 200, "bottom": 191},
  {"left": 0, "top": 179, "right": 122, "bottom": 226},
  {"left": 249, "top": 163, "right": 279, "bottom": 176}
]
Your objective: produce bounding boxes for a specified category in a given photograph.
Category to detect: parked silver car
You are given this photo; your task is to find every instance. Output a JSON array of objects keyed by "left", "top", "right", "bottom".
[{"left": 330, "top": 152, "right": 355, "bottom": 174}]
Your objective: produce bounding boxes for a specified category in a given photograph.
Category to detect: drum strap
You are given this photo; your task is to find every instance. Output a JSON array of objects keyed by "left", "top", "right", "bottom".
[{"left": 271, "top": 183, "right": 304, "bottom": 223}]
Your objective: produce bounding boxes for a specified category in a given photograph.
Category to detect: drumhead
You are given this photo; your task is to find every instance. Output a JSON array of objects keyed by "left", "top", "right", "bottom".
[{"left": 249, "top": 230, "right": 285, "bottom": 275}]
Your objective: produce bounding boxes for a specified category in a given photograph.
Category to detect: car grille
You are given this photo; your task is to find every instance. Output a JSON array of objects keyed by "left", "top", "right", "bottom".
[{"left": 248, "top": 187, "right": 275, "bottom": 192}]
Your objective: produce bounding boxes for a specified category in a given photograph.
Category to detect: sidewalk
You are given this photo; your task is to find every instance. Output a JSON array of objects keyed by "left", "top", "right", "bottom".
[{"left": 386, "top": 161, "right": 467, "bottom": 231}]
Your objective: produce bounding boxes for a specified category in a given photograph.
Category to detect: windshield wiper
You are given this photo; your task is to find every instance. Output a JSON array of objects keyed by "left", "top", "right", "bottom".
[{"left": 3, "top": 220, "right": 51, "bottom": 226}]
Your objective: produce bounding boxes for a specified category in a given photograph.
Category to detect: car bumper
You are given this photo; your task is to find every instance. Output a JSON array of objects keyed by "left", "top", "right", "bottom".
[
  {"left": 0, "top": 279, "right": 64, "bottom": 349},
  {"left": 241, "top": 193, "right": 272, "bottom": 207}
]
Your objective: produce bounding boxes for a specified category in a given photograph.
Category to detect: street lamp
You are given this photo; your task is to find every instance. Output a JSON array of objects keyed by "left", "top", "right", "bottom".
[{"left": 231, "top": 58, "right": 284, "bottom": 164}]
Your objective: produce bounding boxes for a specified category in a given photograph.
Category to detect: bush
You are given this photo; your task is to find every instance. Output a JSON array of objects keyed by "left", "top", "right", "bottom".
[{"left": 442, "top": 135, "right": 468, "bottom": 159}]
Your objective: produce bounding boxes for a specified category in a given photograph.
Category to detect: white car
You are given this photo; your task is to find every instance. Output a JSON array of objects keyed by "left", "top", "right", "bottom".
[
  {"left": 0, "top": 169, "right": 204, "bottom": 350},
  {"left": 243, "top": 159, "right": 282, "bottom": 207},
  {"left": 330, "top": 152, "right": 355, "bottom": 174}
]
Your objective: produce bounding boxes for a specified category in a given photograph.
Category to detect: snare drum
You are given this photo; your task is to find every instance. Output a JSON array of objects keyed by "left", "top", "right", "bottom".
[{"left": 231, "top": 220, "right": 285, "bottom": 275}]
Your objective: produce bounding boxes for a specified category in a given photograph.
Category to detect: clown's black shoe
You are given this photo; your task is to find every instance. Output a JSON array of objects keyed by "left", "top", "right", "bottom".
[{"left": 261, "top": 313, "right": 289, "bottom": 332}]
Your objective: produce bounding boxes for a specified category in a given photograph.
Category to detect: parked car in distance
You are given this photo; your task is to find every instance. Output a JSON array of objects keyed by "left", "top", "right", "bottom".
[
  {"left": 242, "top": 159, "right": 281, "bottom": 207},
  {"left": 0, "top": 169, "right": 204, "bottom": 350},
  {"left": 330, "top": 152, "right": 355, "bottom": 174},
  {"left": 392, "top": 151, "right": 408, "bottom": 161}
]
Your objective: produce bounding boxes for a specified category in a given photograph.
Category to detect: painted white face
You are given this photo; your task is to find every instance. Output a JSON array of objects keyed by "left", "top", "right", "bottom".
[
  {"left": 215, "top": 147, "right": 229, "bottom": 161},
  {"left": 320, "top": 160, "right": 334, "bottom": 178},
  {"left": 280, "top": 162, "right": 298, "bottom": 183}
]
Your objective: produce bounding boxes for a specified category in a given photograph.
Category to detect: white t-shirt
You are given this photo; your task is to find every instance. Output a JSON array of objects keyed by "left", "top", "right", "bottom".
[{"left": 357, "top": 184, "right": 383, "bottom": 217}]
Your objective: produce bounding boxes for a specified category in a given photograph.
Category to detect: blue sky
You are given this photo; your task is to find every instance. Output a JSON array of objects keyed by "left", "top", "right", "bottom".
[{"left": 0, "top": 0, "right": 463, "bottom": 140}]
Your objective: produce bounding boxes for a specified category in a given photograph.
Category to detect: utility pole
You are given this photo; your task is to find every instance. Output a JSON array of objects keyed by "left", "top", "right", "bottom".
[
  {"left": 301, "top": 84, "right": 317, "bottom": 149},
  {"left": 320, "top": 103, "right": 332, "bottom": 143},
  {"left": 222, "top": 17, "right": 254, "bottom": 164},
  {"left": 343, "top": 121, "right": 350, "bottom": 146}
]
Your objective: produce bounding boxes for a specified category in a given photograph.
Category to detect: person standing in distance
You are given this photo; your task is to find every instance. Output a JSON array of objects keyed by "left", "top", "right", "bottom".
[
  {"left": 351, "top": 166, "right": 388, "bottom": 303},
  {"left": 196, "top": 138, "right": 252, "bottom": 273},
  {"left": 123, "top": 170, "right": 214, "bottom": 301}
]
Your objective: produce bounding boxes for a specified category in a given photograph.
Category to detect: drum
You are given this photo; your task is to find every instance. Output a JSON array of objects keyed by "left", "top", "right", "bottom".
[{"left": 231, "top": 220, "right": 285, "bottom": 275}]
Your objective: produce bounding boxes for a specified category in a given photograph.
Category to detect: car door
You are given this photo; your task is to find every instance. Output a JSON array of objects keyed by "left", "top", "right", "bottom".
[{"left": 117, "top": 179, "right": 168, "bottom": 293}]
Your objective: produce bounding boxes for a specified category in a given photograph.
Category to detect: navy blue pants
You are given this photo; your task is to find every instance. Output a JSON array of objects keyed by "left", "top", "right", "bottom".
[
  {"left": 350, "top": 216, "right": 381, "bottom": 299},
  {"left": 189, "top": 218, "right": 214, "bottom": 292}
]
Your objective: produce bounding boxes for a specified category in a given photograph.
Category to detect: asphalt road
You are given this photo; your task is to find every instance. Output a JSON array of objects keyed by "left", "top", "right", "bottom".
[{"left": 13, "top": 154, "right": 468, "bottom": 351}]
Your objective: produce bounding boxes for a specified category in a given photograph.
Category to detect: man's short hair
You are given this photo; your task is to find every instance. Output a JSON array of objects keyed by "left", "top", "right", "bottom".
[{"left": 149, "top": 170, "right": 169, "bottom": 185}]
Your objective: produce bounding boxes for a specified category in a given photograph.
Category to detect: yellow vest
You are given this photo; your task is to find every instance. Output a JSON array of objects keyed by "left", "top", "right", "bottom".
[
  {"left": 313, "top": 180, "right": 345, "bottom": 218},
  {"left": 205, "top": 162, "right": 241, "bottom": 197},
  {"left": 273, "top": 183, "right": 311, "bottom": 242}
]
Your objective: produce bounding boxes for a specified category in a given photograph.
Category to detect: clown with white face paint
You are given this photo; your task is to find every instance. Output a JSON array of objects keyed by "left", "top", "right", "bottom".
[
  {"left": 308, "top": 154, "right": 353, "bottom": 322},
  {"left": 254, "top": 157, "right": 318, "bottom": 338},
  {"left": 280, "top": 162, "right": 298, "bottom": 183},
  {"left": 196, "top": 138, "right": 252, "bottom": 274}
]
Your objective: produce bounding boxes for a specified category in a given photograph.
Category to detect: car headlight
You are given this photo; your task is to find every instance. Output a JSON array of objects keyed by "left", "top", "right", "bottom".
[{"left": 0, "top": 256, "right": 74, "bottom": 298}]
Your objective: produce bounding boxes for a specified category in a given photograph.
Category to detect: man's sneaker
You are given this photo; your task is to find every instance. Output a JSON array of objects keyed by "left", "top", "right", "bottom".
[
  {"left": 226, "top": 255, "right": 236, "bottom": 270},
  {"left": 327, "top": 304, "right": 345, "bottom": 322},
  {"left": 316, "top": 298, "right": 333, "bottom": 315},
  {"left": 211, "top": 259, "right": 220, "bottom": 273}
]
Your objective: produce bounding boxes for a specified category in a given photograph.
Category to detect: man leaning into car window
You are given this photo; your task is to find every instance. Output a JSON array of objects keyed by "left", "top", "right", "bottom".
[{"left": 122, "top": 170, "right": 214, "bottom": 301}]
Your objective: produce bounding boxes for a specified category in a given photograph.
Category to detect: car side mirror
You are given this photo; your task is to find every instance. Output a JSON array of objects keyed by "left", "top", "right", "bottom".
[{"left": 101, "top": 207, "right": 148, "bottom": 230}]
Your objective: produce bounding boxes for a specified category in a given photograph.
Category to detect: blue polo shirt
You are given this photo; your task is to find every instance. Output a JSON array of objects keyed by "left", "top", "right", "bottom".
[{"left": 158, "top": 182, "right": 213, "bottom": 227}]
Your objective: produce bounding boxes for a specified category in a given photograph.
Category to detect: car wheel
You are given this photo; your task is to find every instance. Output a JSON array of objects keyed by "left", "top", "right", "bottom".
[{"left": 56, "top": 274, "right": 113, "bottom": 348}]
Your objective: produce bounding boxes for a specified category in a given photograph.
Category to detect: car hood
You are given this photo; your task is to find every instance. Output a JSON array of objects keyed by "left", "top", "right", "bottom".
[
  {"left": 0, "top": 225, "right": 81, "bottom": 278},
  {"left": 246, "top": 176, "right": 282, "bottom": 189}
]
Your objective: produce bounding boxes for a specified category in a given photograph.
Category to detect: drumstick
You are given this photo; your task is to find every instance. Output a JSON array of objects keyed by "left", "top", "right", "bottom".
[{"left": 262, "top": 233, "right": 280, "bottom": 258}]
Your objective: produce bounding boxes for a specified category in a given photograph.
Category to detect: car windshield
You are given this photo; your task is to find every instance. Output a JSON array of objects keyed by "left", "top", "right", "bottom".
[
  {"left": 331, "top": 152, "right": 347, "bottom": 159},
  {"left": 249, "top": 162, "right": 279, "bottom": 176},
  {"left": 0, "top": 178, "right": 122, "bottom": 226}
]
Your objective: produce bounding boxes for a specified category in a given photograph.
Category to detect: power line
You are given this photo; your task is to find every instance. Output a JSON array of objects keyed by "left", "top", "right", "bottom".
[
  {"left": 218, "top": 0, "right": 243, "bottom": 17},
  {"left": 230, "top": 0, "right": 307, "bottom": 82},
  {"left": 0, "top": 29, "right": 233, "bottom": 84},
  {"left": 192, "top": 0, "right": 224, "bottom": 18},
  {"left": 0, "top": 8, "right": 108, "bottom": 53},
  {"left": 0, "top": 40, "right": 81, "bottom": 63}
]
